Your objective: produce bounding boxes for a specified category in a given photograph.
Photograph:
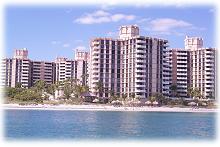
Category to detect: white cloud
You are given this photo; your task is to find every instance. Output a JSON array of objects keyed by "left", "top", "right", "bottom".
[
  {"left": 106, "top": 31, "right": 118, "bottom": 37},
  {"left": 74, "top": 46, "right": 87, "bottom": 50},
  {"left": 150, "top": 18, "right": 192, "bottom": 33},
  {"left": 51, "top": 41, "right": 61, "bottom": 45},
  {"left": 75, "top": 10, "right": 135, "bottom": 24},
  {"left": 63, "top": 43, "right": 70, "bottom": 48},
  {"left": 137, "top": 18, "right": 151, "bottom": 24},
  {"left": 65, "top": 9, "right": 72, "bottom": 13},
  {"left": 143, "top": 18, "right": 205, "bottom": 36},
  {"left": 209, "top": 8, "right": 215, "bottom": 13},
  {"left": 74, "top": 39, "right": 83, "bottom": 43}
]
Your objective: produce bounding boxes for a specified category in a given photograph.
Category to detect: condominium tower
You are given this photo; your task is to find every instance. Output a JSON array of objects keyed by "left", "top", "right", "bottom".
[
  {"left": 167, "top": 48, "right": 190, "bottom": 98},
  {"left": 1, "top": 49, "right": 89, "bottom": 88},
  {"left": 185, "top": 36, "right": 216, "bottom": 98},
  {"left": 89, "top": 25, "right": 168, "bottom": 99}
]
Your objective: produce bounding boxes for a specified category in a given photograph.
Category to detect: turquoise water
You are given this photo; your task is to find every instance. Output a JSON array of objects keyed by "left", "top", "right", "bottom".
[{"left": 4, "top": 109, "right": 216, "bottom": 140}]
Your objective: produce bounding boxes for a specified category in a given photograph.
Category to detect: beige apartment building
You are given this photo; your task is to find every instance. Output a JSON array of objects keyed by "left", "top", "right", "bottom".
[
  {"left": 167, "top": 48, "right": 190, "bottom": 98},
  {"left": 55, "top": 57, "right": 77, "bottom": 82},
  {"left": 185, "top": 36, "right": 216, "bottom": 99},
  {"left": 10, "top": 48, "right": 32, "bottom": 88},
  {"left": 31, "top": 61, "right": 56, "bottom": 85},
  {"left": 1, "top": 48, "right": 56, "bottom": 88},
  {"left": 75, "top": 50, "right": 89, "bottom": 85},
  {"left": 55, "top": 50, "right": 89, "bottom": 85},
  {"left": 89, "top": 25, "right": 169, "bottom": 99},
  {"left": 1, "top": 58, "right": 13, "bottom": 87},
  {"left": 1, "top": 49, "right": 89, "bottom": 88}
]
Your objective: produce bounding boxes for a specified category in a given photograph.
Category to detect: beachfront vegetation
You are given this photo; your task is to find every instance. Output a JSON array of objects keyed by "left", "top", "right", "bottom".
[
  {"left": 4, "top": 79, "right": 89, "bottom": 105},
  {"left": 3, "top": 80, "right": 216, "bottom": 108}
]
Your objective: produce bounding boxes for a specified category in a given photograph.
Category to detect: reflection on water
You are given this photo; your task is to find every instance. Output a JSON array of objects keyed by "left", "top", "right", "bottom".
[{"left": 5, "top": 110, "right": 215, "bottom": 140}]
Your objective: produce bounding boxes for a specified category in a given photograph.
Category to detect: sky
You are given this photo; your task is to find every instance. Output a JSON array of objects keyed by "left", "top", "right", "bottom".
[{"left": 5, "top": 4, "right": 216, "bottom": 61}]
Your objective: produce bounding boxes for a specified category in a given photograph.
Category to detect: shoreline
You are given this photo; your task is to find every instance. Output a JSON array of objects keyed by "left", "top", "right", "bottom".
[{"left": 2, "top": 104, "right": 218, "bottom": 113}]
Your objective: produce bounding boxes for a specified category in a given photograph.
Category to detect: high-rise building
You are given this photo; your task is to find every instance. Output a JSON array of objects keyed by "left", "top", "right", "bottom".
[
  {"left": 31, "top": 61, "right": 56, "bottom": 85},
  {"left": 1, "top": 48, "right": 56, "bottom": 88},
  {"left": 89, "top": 38, "right": 121, "bottom": 98},
  {"left": 167, "top": 49, "right": 190, "bottom": 98},
  {"left": 55, "top": 57, "right": 77, "bottom": 82},
  {"left": 185, "top": 36, "right": 216, "bottom": 99},
  {"left": 0, "top": 58, "right": 13, "bottom": 87},
  {"left": 75, "top": 50, "right": 89, "bottom": 85},
  {"left": 89, "top": 25, "right": 168, "bottom": 99},
  {"left": 11, "top": 48, "right": 32, "bottom": 88},
  {"left": 1, "top": 48, "right": 90, "bottom": 88}
]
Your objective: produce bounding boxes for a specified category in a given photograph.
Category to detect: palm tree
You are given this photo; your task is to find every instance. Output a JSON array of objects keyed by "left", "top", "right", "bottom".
[
  {"left": 187, "top": 87, "right": 195, "bottom": 99},
  {"left": 109, "top": 90, "right": 117, "bottom": 102},
  {"left": 121, "top": 93, "right": 127, "bottom": 102},
  {"left": 34, "top": 80, "right": 47, "bottom": 93},
  {"left": 207, "top": 92, "right": 214, "bottom": 99},
  {"left": 153, "top": 92, "right": 166, "bottom": 105},
  {"left": 63, "top": 81, "right": 73, "bottom": 100},
  {"left": 192, "top": 88, "right": 201, "bottom": 99},
  {"left": 149, "top": 96, "right": 156, "bottom": 103},
  {"left": 170, "top": 84, "right": 178, "bottom": 98},
  {"left": 46, "top": 84, "right": 56, "bottom": 99},
  {"left": 94, "top": 81, "right": 104, "bottom": 98},
  {"left": 130, "top": 93, "right": 135, "bottom": 101}
]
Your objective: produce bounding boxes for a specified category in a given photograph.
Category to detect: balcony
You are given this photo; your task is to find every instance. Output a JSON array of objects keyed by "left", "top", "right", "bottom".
[
  {"left": 177, "top": 68, "right": 187, "bottom": 72},
  {"left": 135, "top": 88, "right": 146, "bottom": 93},
  {"left": 92, "top": 41, "right": 100, "bottom": 46},
  {"left": 136, "top": 54, "right": 146, "bottom": 58},
  {"left": 135, "top": 69, "right": 146, "bottom": 73},
  {"left": 136, "top": 40, "right": 145, "bottom": 44},
  {"left": 136, "top": 64, "right": 146, "bottom": 68},
  {"left": 136, "top": 74, "right": 146, "bottom": 78},
  {"left": 92, "top": 60, "right": 99, "bottom": 64},
  {"left": 136, "top": 44, "right": 146, "bottom": 48},
  {"left": 136, "top": 78, "right": 145, "bottom": 83}
]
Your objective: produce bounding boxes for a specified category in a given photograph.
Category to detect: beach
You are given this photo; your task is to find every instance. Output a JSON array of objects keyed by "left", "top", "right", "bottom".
[{"left": 2, "top": 104, "right": 218, "bottom": 113}]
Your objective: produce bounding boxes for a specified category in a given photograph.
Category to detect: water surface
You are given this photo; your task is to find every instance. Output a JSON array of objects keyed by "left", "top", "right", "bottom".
[{"left": 4, "top": 109, "right": 216, "bottom": 140}]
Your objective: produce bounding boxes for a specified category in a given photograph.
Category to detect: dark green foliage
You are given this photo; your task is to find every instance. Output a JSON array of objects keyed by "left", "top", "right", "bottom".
[{"left": 14, "top": 89, "right": 43, "bottom": 103}]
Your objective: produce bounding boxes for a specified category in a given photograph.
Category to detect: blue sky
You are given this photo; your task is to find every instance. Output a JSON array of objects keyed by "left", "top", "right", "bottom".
[{"left": 5, "top": 5, "right": 215, "bottom": 61}]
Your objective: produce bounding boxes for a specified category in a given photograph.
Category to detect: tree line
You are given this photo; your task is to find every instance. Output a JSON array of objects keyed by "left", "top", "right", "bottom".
[{"left": 4, "top": 78, "right": 89, "bottom": 104}]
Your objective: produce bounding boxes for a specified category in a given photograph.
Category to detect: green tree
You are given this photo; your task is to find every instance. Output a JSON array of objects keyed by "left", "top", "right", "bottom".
[
  {"left": 15, "top": 83, "right": 22, "bottom": 88},
  {"left": 153, "top": 92, "right": 166, "bottom": 105},
  {"left": 34, "top": 80, "right": 47, "bottom": 93},
  {"left": 121, "top": 93, "right": 127, "bottom": 101},
  {"left": 4, "top": 86, "right": 24, "bottom": 102},
  {"left": 14, "top": 89, "right": 43, "bottom": 103},
  {"left": 63, "top": 82, "right": 73, "bottom": 100},
  {"left": 149, "top": 96, "right": 156, "bottom": 103},
  {"left": 207, "top": 92, "right": 215, "bottom": 99},
  {"left": 46, "top": 84, "right": 56, "bottom": 98},
  {"left": 193, "top": 88, "right": 201, "bottom": 100},
  {"left": 170, "top": 84, "right": 178, "bottom": 98},
  {"left": 94, "top": 81, "right": 104, "bottom": 97},
  {"left": 130, "top": 93, "right": 135, "bottom": 101}
]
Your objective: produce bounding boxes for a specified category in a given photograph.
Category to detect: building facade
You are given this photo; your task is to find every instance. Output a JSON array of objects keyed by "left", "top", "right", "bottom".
[
  {"left": 1, "top": 48, "right": 89, "bottom": 88},
  {"left": 10, "top": 48, "right": 32, "bottom": 88},
  {"left": 185, "top": 36, "right": 216, "bottom": 98},
  {"left": 31, "top": 61, "right": 56, "bottom": 85},
  {"left": 75, "top": 50, "right": 89, "bottom": 85},
  {"left": 89, "top": 25, "right": 169, "bottom": 99},
  {"left": 1, "top": 58, "right": 13, "bottom": 87},
  {"left": 167, "top": 49, "right": 190, "bottom": 98},
  {"left": 55, "top": 57, "right": 77, "bottom": 82}
]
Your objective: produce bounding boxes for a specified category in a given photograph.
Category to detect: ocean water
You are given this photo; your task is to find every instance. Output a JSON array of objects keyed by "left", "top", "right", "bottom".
[{"left": 4, "top": 109, "right": 216, "bottom": 140}]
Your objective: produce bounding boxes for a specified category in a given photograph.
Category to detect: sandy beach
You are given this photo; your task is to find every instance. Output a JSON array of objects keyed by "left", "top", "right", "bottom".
[{"left": 2, "top": 104, "right": 218, "bottom": 113}]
